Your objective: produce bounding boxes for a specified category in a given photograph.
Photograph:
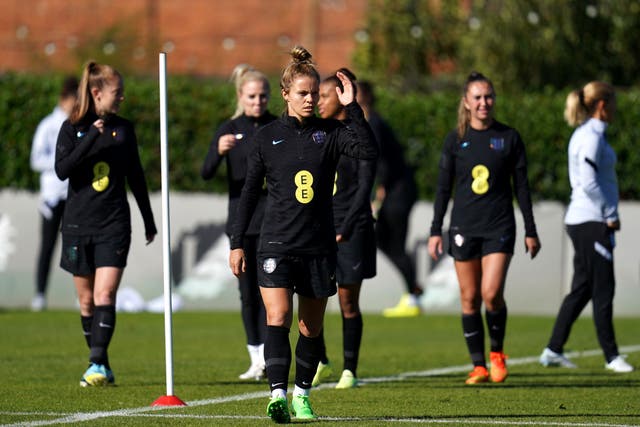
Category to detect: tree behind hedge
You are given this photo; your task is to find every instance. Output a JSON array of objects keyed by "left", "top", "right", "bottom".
[{"left": 353, "top": 0, "right": 640, "bottom": 92}]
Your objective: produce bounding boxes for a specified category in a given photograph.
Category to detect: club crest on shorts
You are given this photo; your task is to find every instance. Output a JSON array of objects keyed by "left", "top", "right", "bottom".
[
  {"left": 263, "top": 258, "right": 277, "bottom": 274},
  {"left": 454, "top": 234, "right": 465, "bottom": 247},
  {"left": 312, "top": 130, "right": 326, "bottom": 145}
]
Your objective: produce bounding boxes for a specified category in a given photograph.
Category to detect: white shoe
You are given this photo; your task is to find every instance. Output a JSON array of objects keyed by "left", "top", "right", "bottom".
[
  {"left": 539, "top": 348, "right": 577, "bottom": 368},
  {"left": 605, "top": 356, "right": 634, "bottom": 373},
  {"left": 31, "top": 294, "right": 46, "bottom": 311},
  {"left": 335, "top": 369, "right": 358, "bottom": 389},
  {"left": 312, "top": 361, "right": 333, "bottom": 387},
  {"left": 239, "top": 363, "right": 266, "bottom": 380}
]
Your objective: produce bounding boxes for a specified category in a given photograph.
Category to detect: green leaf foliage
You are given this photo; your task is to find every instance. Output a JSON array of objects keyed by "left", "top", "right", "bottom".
[
  {"left": 354, "top": 0, "right": 640, "bottom": 92},
  {"left": 2, "top": 72, "right": 640, "bottom": 201}
]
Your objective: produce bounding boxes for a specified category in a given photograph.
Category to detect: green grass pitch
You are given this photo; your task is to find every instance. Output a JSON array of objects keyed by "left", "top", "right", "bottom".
[{"left": 1, "top": 310, "right": 639, "bottom": 426}]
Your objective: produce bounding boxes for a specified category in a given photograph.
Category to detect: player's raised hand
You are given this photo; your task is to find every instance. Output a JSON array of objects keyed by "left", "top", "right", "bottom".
[{"left": 336, "top": 71, "right": 355, "bottom": 106}]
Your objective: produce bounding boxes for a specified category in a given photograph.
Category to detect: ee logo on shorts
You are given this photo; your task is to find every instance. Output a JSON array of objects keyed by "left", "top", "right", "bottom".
[
  {"left": 92, "top": 161, "right": 110, "bottom": 192},
  {"left": 295, "top": 170, "right": 314, "bottom": 204},
  {"left": 471, "top": 164, "right": 489, "bottom": 195}
]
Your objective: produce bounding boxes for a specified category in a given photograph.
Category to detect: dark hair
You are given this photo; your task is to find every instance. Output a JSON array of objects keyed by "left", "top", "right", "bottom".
[
  {"left": 60, "top": 76, "right": 79, "bottom": 99},
  {"left": 456, "top": 71, "right": 495, "bottom": 140},
  {"left": 280, "top": 45, "right": 320, "bottom": 94},
  {"left": 321, "top": 67, "right": 357, "bottom": 93},
  {"left": 356, "top": 80, "right": 375, "bottom": 107}
]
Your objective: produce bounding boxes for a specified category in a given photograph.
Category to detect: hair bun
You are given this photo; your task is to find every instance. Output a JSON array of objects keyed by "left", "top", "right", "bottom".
[{"left": 290, "top": 45, "right": 313, "bottom": 64}]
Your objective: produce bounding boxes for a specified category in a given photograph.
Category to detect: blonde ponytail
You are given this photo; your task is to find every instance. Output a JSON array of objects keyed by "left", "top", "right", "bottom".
[{"left": 69, "top": 61, "right": 120, "bottom": 124}]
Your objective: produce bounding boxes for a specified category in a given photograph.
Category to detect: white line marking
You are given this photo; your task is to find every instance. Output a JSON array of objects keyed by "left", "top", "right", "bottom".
[{"left": 3, "top": 345, "right": 639, "bottom": 427}]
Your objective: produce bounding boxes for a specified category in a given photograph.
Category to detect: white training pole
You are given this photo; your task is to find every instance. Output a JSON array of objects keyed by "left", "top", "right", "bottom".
[{"left": 158, "top": 52, "right": 176, "bottom": 397}]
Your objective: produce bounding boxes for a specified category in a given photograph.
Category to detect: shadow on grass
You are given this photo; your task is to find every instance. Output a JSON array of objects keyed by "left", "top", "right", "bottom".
[{"left": 363, "top": 372, "right": 640, "bottom": 389}]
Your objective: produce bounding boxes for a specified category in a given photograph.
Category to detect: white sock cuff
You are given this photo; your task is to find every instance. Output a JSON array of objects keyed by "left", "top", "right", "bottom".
[
  {"left": 271, "top": 388, "right": 287, "bottom": 399},
  {"left": 293, "top": 385, "right": 310, "bottom": 397}
]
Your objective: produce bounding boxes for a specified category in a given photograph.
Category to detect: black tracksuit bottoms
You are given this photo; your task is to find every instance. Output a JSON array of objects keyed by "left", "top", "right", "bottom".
[
  {"left": 547, "top": 222, "right": 619, "bottom": 362},
  {"left": 36, "top": 201, "right": 65, "bottom": 295}
]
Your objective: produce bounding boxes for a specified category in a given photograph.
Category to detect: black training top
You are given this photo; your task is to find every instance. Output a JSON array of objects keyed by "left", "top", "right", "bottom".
[
  {"left": 430, "top": 120, "right": 537, "bottom": 238},
  {"left": 332, "top": 128, "right": 376, "bottom": 240},
  {"left": 368, "top": 111, "right": 417, "bottom": 204},
  {"left": 229, "top": 102, "right": 378, "bottom": 256},
  {"left": 201, "top": 112, "right": 277, "bottom": 236},
  {"left": 55, "top": 112, "right": 156, "bottom": 237}
]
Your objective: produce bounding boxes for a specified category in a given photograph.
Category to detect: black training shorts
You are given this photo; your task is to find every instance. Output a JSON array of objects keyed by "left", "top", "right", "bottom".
[
  {"left": 60, "top": 232, "right": 131, "bottom": 276},
  {"left": 257, "top": 253, "right": 337, "bottom": 298},
  {"left": 335, "top": 227, "right": 376, "bottom": 285},
  {"left": 448, "top": 230, "right": 515, "bottom": 261}
]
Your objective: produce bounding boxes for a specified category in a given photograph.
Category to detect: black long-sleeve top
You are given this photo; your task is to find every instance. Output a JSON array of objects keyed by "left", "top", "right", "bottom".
[
  {"left": 230, "top": 102, "right": 378, "bottom": 255},
  {"left": 55, "top": 112, "right": 156, "bottom": 237},
  {"left": 333, "top": 130, "right": 376, "bottom": 239},
  {"left": 368, "top": 111, "right": 417, "bottom": 205},
  {"left": 201, "top": 112, "right": 276, "bottom": 236},
  {"left": 430, "top": 120, "right": 537, "bottom": 238}
]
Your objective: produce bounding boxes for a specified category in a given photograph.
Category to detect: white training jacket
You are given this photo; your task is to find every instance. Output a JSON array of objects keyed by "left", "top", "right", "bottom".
[
  {"left": 30, "top": 106, "right": 69, "bottom": 219},
  {"left": 565, "top": 117, "right": 619, "bottom": 226}
]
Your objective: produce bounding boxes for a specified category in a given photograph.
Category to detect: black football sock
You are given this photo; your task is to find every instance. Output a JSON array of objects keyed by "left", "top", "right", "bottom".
[
  {"left": 462, "top": 312, "right": 485, "bottom": 367},
  {"left": 81, "top": 315, "right": 93, "bottom": 349},
  {"left": 317, "top": 329, "right": 329, "bottom": 364},
  {"left": 265, "top": 325, "right": 291, "bottom": 392},
  {"left": 89, "top": 305, "right": 116, "bottom": 369},
  {"left": 294, "top": 333, "right": 322, "bottom": 390},
  {"left": 486, "top": 306, "right": 507, "bottom": 352},
  {"left": 342, "top": 314, "right": 363, "bottom": 376}
]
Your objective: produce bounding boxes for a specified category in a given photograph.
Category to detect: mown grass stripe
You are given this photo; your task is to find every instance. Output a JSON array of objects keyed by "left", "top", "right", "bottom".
[{"left": 3, "top": 344, "right": 639, "bottom": 427}]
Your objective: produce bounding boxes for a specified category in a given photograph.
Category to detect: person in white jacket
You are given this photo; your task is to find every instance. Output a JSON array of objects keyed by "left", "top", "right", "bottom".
[
  {"left": 30, "top": 76, "right": 78, "bottom": 311},
  {"left": 539, "top": 81, "right": 633, "bottom": 373}
]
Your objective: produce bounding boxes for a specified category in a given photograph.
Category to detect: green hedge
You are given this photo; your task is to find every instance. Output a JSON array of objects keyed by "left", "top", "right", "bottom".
[{"left": 2, "top": 72, "right": 639, "bottom": 201}]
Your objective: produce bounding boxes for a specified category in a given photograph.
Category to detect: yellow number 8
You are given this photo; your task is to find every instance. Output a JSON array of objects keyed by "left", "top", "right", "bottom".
[
  {"left": 295, "top": 170, "right": 314, "bottom": 204},
  {"left": 471, "top": 164, "right": 489, "bottom": 195},
  {"left": 92, "top": 161, "right": 110, "bottom": 192}
]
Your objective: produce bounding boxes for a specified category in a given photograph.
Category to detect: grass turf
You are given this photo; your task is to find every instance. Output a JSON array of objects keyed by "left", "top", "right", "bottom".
[{"left": 0, "top": 310, "right": 639, "bottom": 426}]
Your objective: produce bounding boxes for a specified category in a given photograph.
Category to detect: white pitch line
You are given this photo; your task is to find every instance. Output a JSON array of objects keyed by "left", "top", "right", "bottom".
[
  {"left": 3, "top": 345, "right": 640, "bottom": 427},
  {"left": 359, "top": 344, "right": 640, "bottom": 386}
]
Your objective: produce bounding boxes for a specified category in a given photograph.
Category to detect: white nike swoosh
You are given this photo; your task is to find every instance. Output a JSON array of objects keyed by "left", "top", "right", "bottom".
[
  {"left": 463, "top": 331, "right": 479, "bottom": 338},
  {"left": 271, "top": 382, "right": 285, "bottom": 388},
  {"left": 272, "top": 139, "right": 284, "bottom": 145},
  {"left": 99, "top": 322, "right": 113, "bottom": 328},
  {"left": 352, "top": 262, "right": 362, "bottom": 271}
]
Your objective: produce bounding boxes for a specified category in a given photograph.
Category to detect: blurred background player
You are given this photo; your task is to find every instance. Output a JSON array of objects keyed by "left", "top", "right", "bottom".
[
  {"left": 30, "top": 76, "right": 78, "bottom": 311},
  {"left": 312, "top": 69, "right": 377, "bottom": 389},
  {"left": 229, "top": 46, "right": 377, "bottom": 422},
  {"left": 356, "top": 81, "right": 422, "bottom": 317},
  {"left": 201, "top": 64, "right": 276, "bottom": 380},
  {"left": 55, "top": 62, "right": 156, "bottom": 386},
  {"left": 539, "top": 81, "right": 633, "bottom": 373},
  {"left": 428, "top": 72, "right": 541, "bottom": 384}
]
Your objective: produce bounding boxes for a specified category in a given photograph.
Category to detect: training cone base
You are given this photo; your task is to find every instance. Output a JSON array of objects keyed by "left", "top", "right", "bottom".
[{"left": 151, "top": 395, "right": 187, "bottom": 407}]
